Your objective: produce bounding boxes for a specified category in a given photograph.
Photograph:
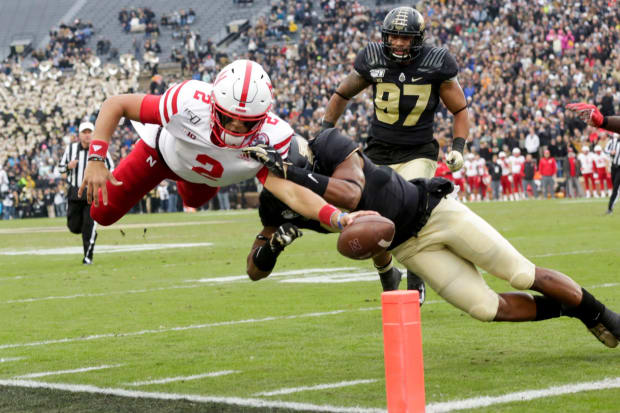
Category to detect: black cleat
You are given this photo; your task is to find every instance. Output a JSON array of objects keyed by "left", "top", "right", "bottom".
[
  {"left": 407, "top": 270, "right": 426, "bottom": 306},
  {"left": 379, "top": 267, "right": 402, "bottom": 292},
  {"left": 82, "top": 257, "right": 92, "bottom": 265},
  {"left": 596, "top": 308, "right": 620, "bottom": 348}
]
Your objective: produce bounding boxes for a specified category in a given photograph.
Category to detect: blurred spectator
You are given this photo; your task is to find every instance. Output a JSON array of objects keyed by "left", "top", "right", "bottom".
[{"left": 539, "top": 149, "right": 557, "bottom": 199}]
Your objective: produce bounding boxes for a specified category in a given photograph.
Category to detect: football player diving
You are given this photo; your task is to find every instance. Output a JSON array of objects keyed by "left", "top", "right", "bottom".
[
  {"left": 246, "top": 136, "right": 403, "bottom": 293},
  {"left": 79, "top": 59, "right": 375, "bottom": 234},
  {"left": 320, "top": 6, "right": 470, "bottom": 301},
  {"left": 243, "top": 128, "right": 620, "bottom": 348}
]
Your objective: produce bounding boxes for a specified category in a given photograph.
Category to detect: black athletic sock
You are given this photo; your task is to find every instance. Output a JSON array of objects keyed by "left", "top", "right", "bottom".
[
  {"left": 533, "top": 295, "right": 563, "bottom": 321},
  {"left": 563, "top": 288, "right": 606, "bottom": 328}
]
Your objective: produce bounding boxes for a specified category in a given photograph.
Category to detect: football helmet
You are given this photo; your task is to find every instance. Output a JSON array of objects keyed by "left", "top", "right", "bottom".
[
  {"left": 287, "top": 135, "right": 314, "bottom": 170},
  {"left": 594, "top": 145, "right": 602, "bottom": 152},
  {"left": 381, "top": 7, "right": 425, "bottom": 62},
  {"left": 512, "top": 147, "right": 521, "bottom": 155},
  {"left": 211, "top": 59, "right": 273, "bottom": 148},
  {"left": 499, "top": 151, "right": 506, "bottom": 158},
  {"left": 582, "top": 146, "right": 590, "bottom": 153}
]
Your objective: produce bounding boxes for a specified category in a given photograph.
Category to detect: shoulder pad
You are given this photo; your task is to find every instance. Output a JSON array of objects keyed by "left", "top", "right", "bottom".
[
  {"left": 418, "top": 47, "right": 448, "bottom": 73},
  {"left": 363, "top": 42, "right": 389, "bottom": 68}
]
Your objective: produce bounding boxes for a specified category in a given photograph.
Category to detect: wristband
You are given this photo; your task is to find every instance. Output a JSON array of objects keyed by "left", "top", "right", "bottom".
[
  {"left": 374, "top": 256, "right": 393, "bottom": 274},
  {"left": 252, "top": 245, "right": 280, "bottom": 272},
  {"left": 320, "top": 117, "right": 335, "bottom": 129},
  {"left": 452, "top": 137, "right": 466, "bottom": 154},
  {"left": 88, "top": 155, "right": 106, "bottom": 162},
  {"left": 318, "top": 204, "right": 340, "bottom": 228},
  {"left": 287, "top": 165, "right": 329, "bottom": 195},
  {"left": 89, "top": 139, "right": 108, "bottom": 158},
  {"left": 335, "top": 212, "right": 347, "bottom": 230}
]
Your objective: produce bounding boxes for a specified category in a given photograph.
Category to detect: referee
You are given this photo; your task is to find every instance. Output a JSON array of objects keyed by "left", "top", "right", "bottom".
[
  {"left": 605, "top": 136, "right": 620, "bottom": 215},
  {"left": 59, "top": 122, "right": 114, "bottom": 264}
]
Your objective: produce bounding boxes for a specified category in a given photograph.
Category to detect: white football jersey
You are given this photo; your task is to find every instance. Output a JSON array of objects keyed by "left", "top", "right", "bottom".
[
  {"left": 592, "top": 152, "right": 608, "bottom": 169},
  {"left": 578, "top": 153, "right": 595, "bottom": 174},
  {"left": 464, "top": 160, "right": 479, "bottom": 177},
  {"left": 475, "top": 158, "right": 486, "bottom": 176},
  {"left": 140, "top": 80, "right": 293, "bottom": 186},
  {"left": 498, "top": 158, "right": 511, "bottom": 176},
  {"left": 508, "top": 155, "right": 524, "bottom": 174}
]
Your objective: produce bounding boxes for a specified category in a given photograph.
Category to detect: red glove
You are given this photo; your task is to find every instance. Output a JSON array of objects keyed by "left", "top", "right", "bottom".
[{"left": 566, "top": 102, "right": 604, "bottom": 127}]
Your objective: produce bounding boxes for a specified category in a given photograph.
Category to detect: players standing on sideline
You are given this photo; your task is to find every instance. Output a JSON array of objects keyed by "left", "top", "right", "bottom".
[
  {"left": 568, "top": 102, "right": 620, "bottom": 210},
  {"left": 246, "top": 128, "right": 620, "bottom": 348},
  {"left": 59, "top": 122, "right": 114, "bottom": 264},
  {"left": 320, "top": 7, "right": 470, "bottom": 299},
  {"left": 78, "top": 59, "right": 369, "bottom": 234}
]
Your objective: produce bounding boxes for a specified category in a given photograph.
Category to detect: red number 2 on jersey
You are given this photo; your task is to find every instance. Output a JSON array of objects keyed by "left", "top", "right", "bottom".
[
  {"left": 192, "top": 154, "right": 223, "bottom": 181},
  {"left": 193, "top": 90, "right": 210, "bottom": 104}
]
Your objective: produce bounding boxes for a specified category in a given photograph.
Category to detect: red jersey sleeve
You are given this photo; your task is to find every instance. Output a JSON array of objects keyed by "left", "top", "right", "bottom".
[{"left": 140, "top": 95, "right": 162, "bottom": 125}]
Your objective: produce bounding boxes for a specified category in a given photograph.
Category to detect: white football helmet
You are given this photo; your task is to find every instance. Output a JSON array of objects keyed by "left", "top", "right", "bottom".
[
  {"left": 512, "top": 147, "right": 521, "bottom": 155},
  {"left": 582, "top": 146, "right": 590, "bottom": 153},
  {"left": 499, "top": 151, "right": 506, "bottom": 158},
  {"left": 594, "top": 145, "right": 602, "bottom": 152},
  {"left": 210, "top": 59, "right": 273, "bottom": 148}
]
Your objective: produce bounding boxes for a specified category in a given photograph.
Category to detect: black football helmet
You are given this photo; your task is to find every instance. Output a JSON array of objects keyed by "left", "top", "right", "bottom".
[
  {"left": 287, "top": 135, "right": 314, "bottom": 171},
  {"left": 381, "top": 7, "right": 425, "bottom": 63}
]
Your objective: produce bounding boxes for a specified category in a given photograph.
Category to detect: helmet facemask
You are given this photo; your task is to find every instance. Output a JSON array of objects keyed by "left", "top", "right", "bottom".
[{"left": 211, "top": 102, "right": 267, "bottom": 148}]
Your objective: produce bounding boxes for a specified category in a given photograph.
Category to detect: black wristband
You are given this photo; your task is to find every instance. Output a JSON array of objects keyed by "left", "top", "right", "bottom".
[
  {"left": 321, "top": 120, "right": 335, "bottom": 129},
  {"left": 452, "top": 137, "right": 466, "bottom": 154},
  {"left": 286, "top": 164, "right": 329, "bottom": 195},
  {"left": 335, "top": 91, "right": 351, "bottom": 101},
  {"left": 252, "top": 244, "right": 281, "bottom": 272},
  {"left": 88, "top": 155, "right": 106, "bottom": 162},
  {"left": 602, "top": 116, "right": 608, "bottom": 128}
]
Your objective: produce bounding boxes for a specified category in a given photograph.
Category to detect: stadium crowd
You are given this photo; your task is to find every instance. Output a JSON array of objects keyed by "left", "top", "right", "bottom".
[{"left": 1, "top": 0, "right": 619, "bottom": 219}]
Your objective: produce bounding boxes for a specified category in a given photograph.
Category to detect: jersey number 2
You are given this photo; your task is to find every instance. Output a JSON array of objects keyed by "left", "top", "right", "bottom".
[
  {"left": 374, "top": 83, "right": 431, "bottom": 126},
  {"left": 192, "top": 154, "right": 223, "bottom": 181}
]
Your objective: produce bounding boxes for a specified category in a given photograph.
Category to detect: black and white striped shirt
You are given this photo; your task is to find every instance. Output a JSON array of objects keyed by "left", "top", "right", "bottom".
[
  {"left": 604, "top": 137, "right": 620, "bottom": 167},
  {"left": 58, "top": 142, "right": 114, "bottom": 188}
]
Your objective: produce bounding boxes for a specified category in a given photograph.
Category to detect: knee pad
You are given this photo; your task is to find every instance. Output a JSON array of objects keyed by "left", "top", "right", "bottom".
[{"left": 509, "top": 271, "right": 535, "bottom": 290}]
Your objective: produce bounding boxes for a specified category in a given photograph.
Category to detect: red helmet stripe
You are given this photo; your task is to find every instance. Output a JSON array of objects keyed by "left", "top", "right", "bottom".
[{"left": 239, "top": 60, "right": 253, "bottom": 108}]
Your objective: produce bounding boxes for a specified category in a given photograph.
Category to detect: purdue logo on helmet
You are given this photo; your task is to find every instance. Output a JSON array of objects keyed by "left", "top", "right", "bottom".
[{"left": 381, "top": 7, "right": 425, "bottom": 63}]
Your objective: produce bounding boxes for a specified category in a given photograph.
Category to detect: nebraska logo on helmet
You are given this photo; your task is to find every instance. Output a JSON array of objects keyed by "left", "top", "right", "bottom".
[{"left": 210, "top": 60, "right": 273, "bottom": 148}]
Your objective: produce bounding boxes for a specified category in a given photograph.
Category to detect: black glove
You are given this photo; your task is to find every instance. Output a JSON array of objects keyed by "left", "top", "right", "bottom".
[
  {"left": 269, "top": 223, "right": 303, "bottom": 252},
  {"left": 242, "top": 145, "right": 286, "bottom": 178}
]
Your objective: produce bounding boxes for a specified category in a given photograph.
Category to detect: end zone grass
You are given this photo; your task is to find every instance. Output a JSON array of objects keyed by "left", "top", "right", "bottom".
[{"left": 1, "top": 200, "right": 619, "bottom": 412}]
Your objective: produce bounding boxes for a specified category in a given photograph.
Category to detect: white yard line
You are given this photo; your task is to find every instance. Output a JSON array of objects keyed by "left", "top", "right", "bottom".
[
  {"left": 188, "top": 267, "right": 360, "bottom": 283},
  {"left": 530, "top": 249, "right": 616, "bottom": 258},
  {"left": 126, "top": 370, "right": 239, "bottom": 386},
  {"left": 0, "top": 307, "right": 379, "bottom": 350},
  {"left": 0, "top": 357, "right": 25, "bottom": 363},
  {"left": 426, "top": 377, "right": 620, "bottom": 413},
  {"left": 0, "top": 243, "right": 213, "bottom": 256},
  {"left": 0, "top": 220, "right": 233, "bottom": 234},
  {"left": 0, "top": 379, "right": 386, "bottom": 413},
  {"left": 14, "top": 364, "right": 123, "bottom": 379},
  {"left": 255, "top": 379, "right": 379, "bottom": 396}
]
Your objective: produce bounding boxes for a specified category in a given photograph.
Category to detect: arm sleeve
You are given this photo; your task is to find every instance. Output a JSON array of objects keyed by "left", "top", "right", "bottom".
[
  {"left": 139, "top": 95, "right": 162, "bottom": 124},
  {"left": 157, "top": 80, "right": 195, "bottom": 126}
]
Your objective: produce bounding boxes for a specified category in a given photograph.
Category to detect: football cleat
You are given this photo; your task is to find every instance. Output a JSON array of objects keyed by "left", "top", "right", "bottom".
[
  {"left": 82, "top": 257, "right": 92, "bottom": 265},
  {"left": 379, "top": 267, "right": 402, "bottom": 292},
  {"left": 407, "top": 270, "right": 426, "bottom": 306},
  {"left": 588, "top": 323, "right": 618, "bottom": 348}
]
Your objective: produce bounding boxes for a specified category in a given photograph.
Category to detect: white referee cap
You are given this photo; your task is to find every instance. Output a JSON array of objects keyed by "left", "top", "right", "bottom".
[{"left": 79, "top": 121, "right": 95, "bottom": 132}]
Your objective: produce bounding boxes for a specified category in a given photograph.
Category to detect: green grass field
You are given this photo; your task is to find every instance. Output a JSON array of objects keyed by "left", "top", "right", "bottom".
[{"left": 1, "top": 199, "right": 619, "bottom": 413}]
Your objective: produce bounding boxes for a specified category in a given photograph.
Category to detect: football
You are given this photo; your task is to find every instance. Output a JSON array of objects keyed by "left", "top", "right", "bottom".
[{"left": 337, "top": 215, "right": 395, "bottom": 260}]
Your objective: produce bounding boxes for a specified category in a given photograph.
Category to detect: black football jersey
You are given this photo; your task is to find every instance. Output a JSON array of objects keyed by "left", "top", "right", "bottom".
[
  {"left": 354, "top": 43, "right": 458, "bottom": 162},
  {"left": 309, "top": 129, "right": 423, "bottom": 249}
]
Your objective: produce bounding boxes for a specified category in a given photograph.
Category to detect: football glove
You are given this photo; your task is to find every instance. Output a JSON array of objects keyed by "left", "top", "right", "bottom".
[
  {"left": 446, "top": 151, "right": 464, "bottom": 172},
  {"left": 269, "top": 223, "right": 303, "bottom": 253},
  {"left": 446, "top": 137, "right": 466, "bottom": 172},
  {"left": 566, "top": 102, "right": 604, "bottom": 127},
  {"left": 242, "top": 145, "right": 286, "bottom": 178}
]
